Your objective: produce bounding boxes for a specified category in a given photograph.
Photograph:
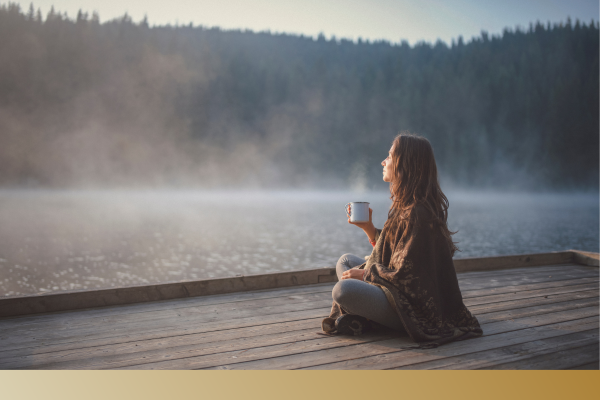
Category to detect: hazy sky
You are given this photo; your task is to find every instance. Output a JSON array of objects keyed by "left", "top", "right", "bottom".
[{"left": 12, "top": 0, "right": 600, "bottom": 44}]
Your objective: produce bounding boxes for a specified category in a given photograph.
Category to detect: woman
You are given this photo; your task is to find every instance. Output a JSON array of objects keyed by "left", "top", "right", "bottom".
[{"left": 321, "top": 133, "right": 482, "bottom": 348}]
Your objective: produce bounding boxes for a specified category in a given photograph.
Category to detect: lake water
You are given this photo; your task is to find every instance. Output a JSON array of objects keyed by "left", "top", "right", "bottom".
[{"left": 0, "top": 190, "right": 597, "bottom": 296}]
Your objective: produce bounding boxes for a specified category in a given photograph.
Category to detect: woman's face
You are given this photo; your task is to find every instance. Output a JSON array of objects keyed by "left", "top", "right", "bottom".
[{"left": 382, "top": 146, "right": 394, "bottom": 182}]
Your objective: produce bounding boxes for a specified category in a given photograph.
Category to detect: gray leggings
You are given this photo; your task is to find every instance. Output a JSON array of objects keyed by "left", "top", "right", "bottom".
[{"left": 333, "top": 253, "right": 405, "bottom": 332}]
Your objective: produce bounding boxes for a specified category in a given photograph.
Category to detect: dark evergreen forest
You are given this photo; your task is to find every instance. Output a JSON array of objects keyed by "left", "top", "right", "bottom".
[{"left": 0, "top": 3, "right": 598, "bottom": 190}]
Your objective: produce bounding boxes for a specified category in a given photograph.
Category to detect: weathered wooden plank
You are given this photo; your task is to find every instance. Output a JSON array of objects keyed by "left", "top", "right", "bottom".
[
  {"left": 486, "top": 343, "right": 599, "bottom": 370},
  {"left": 6, "top": 300, "right": 332, "bottom": 342},
  {"left": 0, "top": 315, "right": 325, "bottom": 363},
  {"left": 114, "top": 307, "right": 599, "bottom": 370},
  {"left": 459, "top": 271, "right": 599, "bottom": 295},
  {"left": 0, "top": 306, "right": 329, "bottom": 357},
  {"left": 117, "top": 332, "right": 410, "bottom": 370},
  {"left": 0, "top": 300, "right": 331, "bottom": 353},
  {"left": 463, "top": 282, "right": 598, "bottom": 307},
  {"left": 292, "top": 316, "right": 599, "bottom": 371},
  {"left": 6, "top": 324, "right": 345, "bottom": 370},
  {"left": 474, "top": 297, "right": 598, "bottom": 324},
  {"left": 459, "top": 269, "right": 598, "bottom": 289},
  {"left": 458, "top": 267, "right": 597, "bottom": 289},
  {"left": 453, "top": 252, "right": 575, "bottom": 273},
  {"left": 59, "top": 331, "right": 398, "bottom": 370},
  {"left": 393, "top": 329, "right": 599, "bottom": 370},
  {"left": 0, "top": 291, "right": 331, "bottom": 338},
  {"left": 468, "top": 290, "right": 598, "bottom": 315},
  {"left": 1, "top": 318, "right": 327, "bottom": 369},
  {"left": 470, "top": 266, "right": 596, "bottom": 280},
  {"left": 456, "top": 264, "right": 595, "bottom": 280},
  {"left": 569, "top": 250, "right": 600, "bottom": 267},
  {"left": 482, "top": 306, "right": 598, "bottom": 335},
  {"left": 461, "top": 276, "right": 598, "bottom": 299}
]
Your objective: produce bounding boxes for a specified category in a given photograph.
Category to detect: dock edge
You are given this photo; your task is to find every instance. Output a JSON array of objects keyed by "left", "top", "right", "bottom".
[{"left": 0, "top": 249, "right": 597, "bottom": 318}]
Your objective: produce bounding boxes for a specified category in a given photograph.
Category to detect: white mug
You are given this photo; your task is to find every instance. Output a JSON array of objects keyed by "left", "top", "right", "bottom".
[{"left": 345, "top": 202, "right": 370, "bottom": 223}]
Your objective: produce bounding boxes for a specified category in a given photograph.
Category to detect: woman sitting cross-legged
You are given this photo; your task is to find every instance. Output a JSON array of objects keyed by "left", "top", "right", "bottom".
[{"left": 322, "top": 132, "right": 483, "bottom": 348}]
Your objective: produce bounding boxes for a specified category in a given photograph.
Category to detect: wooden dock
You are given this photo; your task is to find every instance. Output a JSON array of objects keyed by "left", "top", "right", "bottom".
[{"left": 0, "top": 250, "right": 598, "bottom": 370}]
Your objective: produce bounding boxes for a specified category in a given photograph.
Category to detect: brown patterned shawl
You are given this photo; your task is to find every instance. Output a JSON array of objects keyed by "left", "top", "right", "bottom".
[{"left": 327, "top": 204, "right": 483, "bottom": 348}]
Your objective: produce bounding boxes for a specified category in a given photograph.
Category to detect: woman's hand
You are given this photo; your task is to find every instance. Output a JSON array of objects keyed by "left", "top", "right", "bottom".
[
  {"left": 341, "top": 269, "right": 365, "bottom": 281},
  {"left": 346, "top": 205, "right": 377, "bottom": 242}
]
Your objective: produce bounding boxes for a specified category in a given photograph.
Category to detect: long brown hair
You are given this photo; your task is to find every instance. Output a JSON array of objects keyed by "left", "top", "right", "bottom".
[{"left": 385, "top": 132, "right": 458, "bottom": 256}]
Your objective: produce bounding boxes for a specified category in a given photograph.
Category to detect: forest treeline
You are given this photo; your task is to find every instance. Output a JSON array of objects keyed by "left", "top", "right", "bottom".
[{"left": 0, "top": 3, "right": 598, "bottom": 190}]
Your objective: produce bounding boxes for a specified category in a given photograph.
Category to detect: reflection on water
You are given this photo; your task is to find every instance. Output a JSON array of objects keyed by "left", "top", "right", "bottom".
[{"left": 0, "top": 190, "right": 597, "bottom": 296}]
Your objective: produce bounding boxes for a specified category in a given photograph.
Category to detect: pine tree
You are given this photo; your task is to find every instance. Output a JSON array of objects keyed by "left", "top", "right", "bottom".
[{"left": 26, "top": 2, "right": 34, "bottom": 20}]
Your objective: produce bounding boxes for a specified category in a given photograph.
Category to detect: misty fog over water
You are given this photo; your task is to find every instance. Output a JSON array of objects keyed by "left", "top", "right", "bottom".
[{"left": 0, "top": 189, "right": 597, "bottom": 297}]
